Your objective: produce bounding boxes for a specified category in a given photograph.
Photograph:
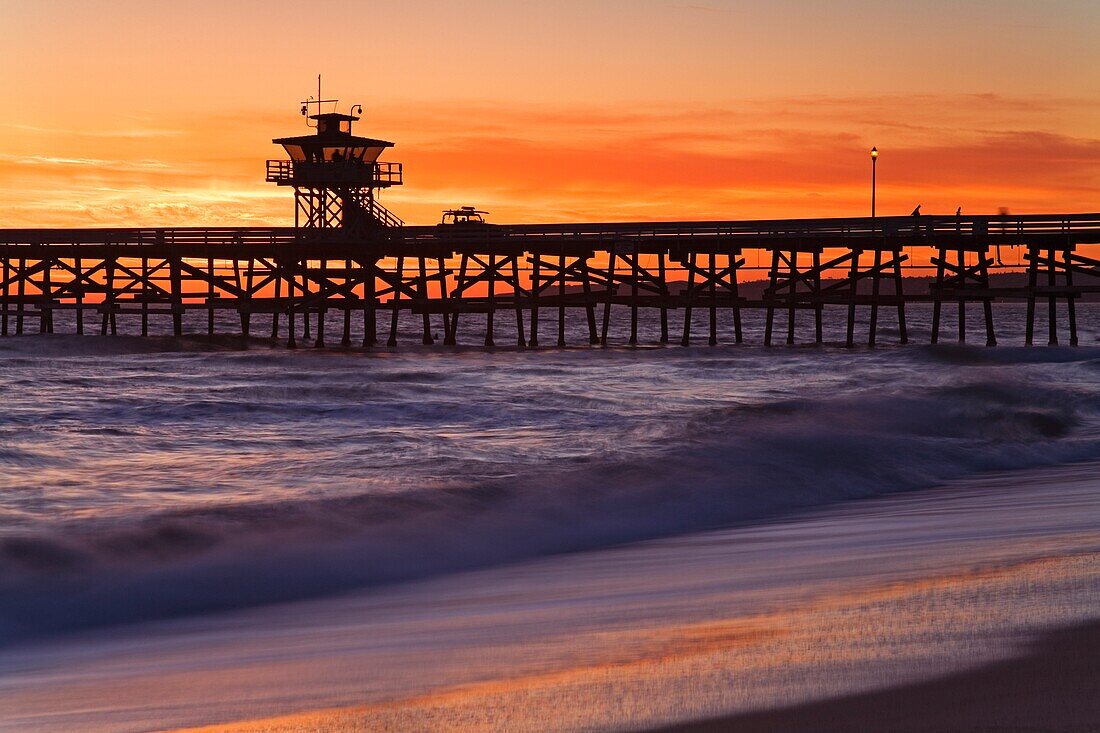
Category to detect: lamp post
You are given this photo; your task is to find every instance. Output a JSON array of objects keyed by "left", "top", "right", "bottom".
[
  {"left": 871, "top": 145, "right": 880, "bottom": 216},
  {"left": 870, "top": 146, "right": 878, "bottom": 219}
]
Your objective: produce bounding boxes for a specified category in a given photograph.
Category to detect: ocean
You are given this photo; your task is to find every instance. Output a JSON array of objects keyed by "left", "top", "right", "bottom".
[{"left": 0, "top": 302, "right": 1098, "bottom": 731}]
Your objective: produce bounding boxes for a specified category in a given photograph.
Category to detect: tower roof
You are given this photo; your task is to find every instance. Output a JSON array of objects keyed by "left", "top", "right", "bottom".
[
  {"left": 272, "top": 132, "right": 394, "bottom": 147},
  {"left": 309, "top": 112, "right": 360, "bottom": 123}
]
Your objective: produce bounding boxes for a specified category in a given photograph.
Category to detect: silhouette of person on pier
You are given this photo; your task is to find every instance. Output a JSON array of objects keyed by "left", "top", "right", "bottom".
[{"left": 911, "top": 204, "right": 922, "bottom": 217}]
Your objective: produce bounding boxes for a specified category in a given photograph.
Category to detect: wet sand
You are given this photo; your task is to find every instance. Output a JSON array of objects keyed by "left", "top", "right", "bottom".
[
  {"left": 653, "top": 620, "right": 1100, "bottom": 733},
  {"left": 168, "top": 615, "right": 1100, "bottom": 733}
]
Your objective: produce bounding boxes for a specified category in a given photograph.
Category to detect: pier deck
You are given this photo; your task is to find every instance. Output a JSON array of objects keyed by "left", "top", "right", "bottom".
[{"left": 1, "top": 213, "right": 1098, "bottom": 347}]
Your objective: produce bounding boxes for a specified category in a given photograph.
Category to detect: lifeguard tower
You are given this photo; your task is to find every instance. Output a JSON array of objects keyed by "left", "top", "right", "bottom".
[{"left": 266, "top": 86, "right": 403, "bottom": 232}]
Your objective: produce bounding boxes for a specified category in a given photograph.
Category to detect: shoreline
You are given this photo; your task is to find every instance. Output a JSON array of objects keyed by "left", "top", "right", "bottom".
[
  {"left": 158, "top": 549, "right": 1100, "bottom": 733},
  {"left": 165, "top": 611, "right": 1100, "bottom": 733},
  {"left": 650, "top": 619, "right": 1100, "bottom": 733}
]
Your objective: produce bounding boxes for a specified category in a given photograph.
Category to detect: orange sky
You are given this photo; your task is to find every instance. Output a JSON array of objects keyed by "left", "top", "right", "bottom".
[{"left": 1, "top": 0, "right": 1098, "bottom": 227}]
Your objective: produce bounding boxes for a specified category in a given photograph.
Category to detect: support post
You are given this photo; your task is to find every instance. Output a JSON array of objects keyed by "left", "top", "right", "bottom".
[
  {"left": 529, "top": 253, "right": 540, "bottom": 347},
  {"left": 302, "top": 261, "right": 312, "bottom": 341},
  {"left": 730, "top": 248, "right": 743, "bottom": 344},
  {"left": 893, "top": 248, "right": 908, "bottom": 344},
  {"left": 287, "top": 261, "right": 298, "bottom": 349},
  {"left": 1065, "top": 247, "right": 1078, "bottom": 346},
  {"left": 314, "top": 258, "right": 327, "bottom": 348},
  {"left": 868, "top": 249, "right": 881, "bottom": 346},
  {"left": 450, "top": 254, "right": 469, "bottom": 345},
  {"left": 363, "top": 257, "right": 378, "bottom": 347},
  {"left": 271, "top": 260, "right": 282, "bottom": 343},
  {"left": 512, "top": 255, "right": 526, "bottom": 348},
  {"left": 680, "top": 252, "right": 696, "bottom": 347},
  {"left": 812, "top": 250, "right": 823, "bottom": 344},
  {"left": 99, "top": 254, "right": 111, "bottom": 336},
  {"left": 40, "top": 254, "right": 52, "bottom": 334},
  {"left": 630, "top": 244, "right": 640, "bottom": 345},
  {"left": 658, "top": 252, "right": 669, "bottom": 343},
  {"left": 931, "top": 247, "right": 945, "bottom": 345},
  {"left": 1025, "top": 244, "right": 1038, "bottom": 346},
  {"left": 786, "top": 252, "right": 797, "bottom": 345},
  {"left": 557, "top": 253, "right": 566, "bottom": 347},
  {"left": 437, "top": 256, "right": 452, "bottom": 346},
  {"left": 1, "top": 256, "right": 8, "bottom": 336},
  {"left": 708, "top": 253, "right": 718, "bottom": 346},
  {"left": 74, "top": 256, "right": 84, "bottom": 335},
  {"left": 601, "top": 244, "right": 616, "bottom": 345},
  {"left": 242, "top": 257, "right": 255, "bottom": 339},
  {"left": 207, "top": 257, "right": 215, "bottom": 339},
  {"left": 169, "top": 236, "right": 183, "bottom": 337},
  {"left": 418, "top": 255, "right": 433, "bottom": 345},
  {"left": 957, "top": 249, "right": 966, "bottom": 343},
  {"left": 1047, "top": 246, "right": 1057, "bottom": 346},
  {"left": 485, "top": 254, "right": 496, "bottom": 347},
  {"left": 580, "top": 254, "right": 600, "bottom": 345},
  {"left": 15, "top": 258, "right": 25, "bottom": 335},
  {"left": 845, "top": 249, "right": 860, "bottom": 347},
  {"left": 388, "top": 256, "right": 402, "bottom": 347},
  {"left": 140, "top": 256, "right": 149, "bottom": 337},
  {"left": 764, "top": 249, "right": 780, "bottom": 346}
]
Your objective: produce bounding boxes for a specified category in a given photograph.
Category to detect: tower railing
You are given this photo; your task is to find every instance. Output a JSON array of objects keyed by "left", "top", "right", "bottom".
[{"left": 265, "top": 160, "right": 403, "bottom": 187}]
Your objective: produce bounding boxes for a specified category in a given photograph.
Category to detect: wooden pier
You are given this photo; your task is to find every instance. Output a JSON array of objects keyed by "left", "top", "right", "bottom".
[{"left": 1, "top": 215, "right": 1098, "bottom": 348}]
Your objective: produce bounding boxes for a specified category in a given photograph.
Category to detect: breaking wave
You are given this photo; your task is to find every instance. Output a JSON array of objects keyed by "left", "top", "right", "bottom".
[{"left": 1, "top": 366, "right": 1097, "bottom": 640}]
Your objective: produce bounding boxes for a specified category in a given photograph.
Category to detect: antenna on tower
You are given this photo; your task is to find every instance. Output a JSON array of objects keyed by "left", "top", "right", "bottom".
[{"left": 300, "top": 74, "right": 339, "bottom": 129}]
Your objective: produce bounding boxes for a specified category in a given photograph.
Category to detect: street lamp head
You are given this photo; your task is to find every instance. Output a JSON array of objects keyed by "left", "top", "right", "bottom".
[{"left": 870, "top": 146, "right": 879, "bottom": 160}]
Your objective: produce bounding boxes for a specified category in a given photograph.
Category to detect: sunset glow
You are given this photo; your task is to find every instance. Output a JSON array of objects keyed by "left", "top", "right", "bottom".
[{"left": 2, "top": 0, "right": 1097, "bottom": 227}]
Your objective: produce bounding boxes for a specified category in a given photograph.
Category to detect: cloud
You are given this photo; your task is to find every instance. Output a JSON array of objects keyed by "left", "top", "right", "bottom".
[
  {"left": 3, "top": 123, "right": 184, "bottom": 139},
  {"left": 2, "top": 94, "right": 1097, "bottom": 227},
  {"left": 0, "top": 153, "right": 171, "bottom": 170}
]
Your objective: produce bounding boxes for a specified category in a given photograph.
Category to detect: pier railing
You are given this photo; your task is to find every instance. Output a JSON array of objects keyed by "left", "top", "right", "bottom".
[
  {"left": 2, "top": 213, "right": 1100, "bottom": 250},
  {"left": 399, "top": 213, "right": 1100, "bottom": 247}
]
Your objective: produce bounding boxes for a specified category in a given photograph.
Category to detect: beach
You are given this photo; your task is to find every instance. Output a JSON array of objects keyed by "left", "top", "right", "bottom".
[{"left": 1, "top": 305, "right": 1099, "bottom": 731}]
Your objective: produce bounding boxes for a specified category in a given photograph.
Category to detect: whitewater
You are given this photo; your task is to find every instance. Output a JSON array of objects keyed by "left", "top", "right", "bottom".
[{"left": 1, "top": 303, "right": 1099, "bottom": 731}]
